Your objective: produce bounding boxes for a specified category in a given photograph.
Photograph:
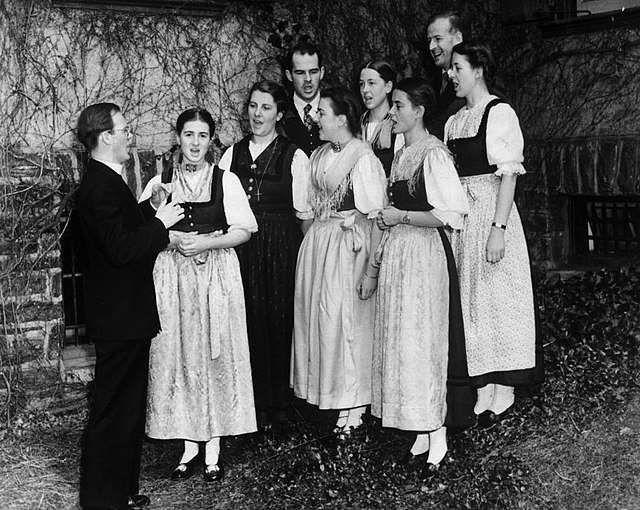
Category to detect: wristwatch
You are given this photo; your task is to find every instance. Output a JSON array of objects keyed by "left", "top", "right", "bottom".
[{"left": 402, "top": 211, "right": 410, "bottom": 224}]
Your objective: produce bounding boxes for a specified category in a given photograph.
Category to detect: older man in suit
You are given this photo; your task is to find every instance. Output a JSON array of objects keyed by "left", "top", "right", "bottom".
[
  {"left": 425, "top": 10, "right": 466, "bottom": 141},
  {"left": 281, "top": 41, "right": 324, "bottom": 156},
  {"left": 75, "top": 103, "right": 183, "bottom": 510}
]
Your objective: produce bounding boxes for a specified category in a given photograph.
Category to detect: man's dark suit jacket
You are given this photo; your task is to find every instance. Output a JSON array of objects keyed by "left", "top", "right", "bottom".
[
  {"left": 75, "top": 158, "right": 169, "bottom": 341},
  {"left": 427, "top": 77, "right": 466, "bottom": 142},
  {"left": 281, "top": 103, "right": 321, "bottom": 157}
]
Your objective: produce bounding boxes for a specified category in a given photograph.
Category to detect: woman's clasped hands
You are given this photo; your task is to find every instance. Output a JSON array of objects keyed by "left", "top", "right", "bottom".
[
  {"left": 376, "top": 205, "right": 403, "bottom": 230},
  {"left": 168, "top": 231, "right": 224, "bottom": 258}
]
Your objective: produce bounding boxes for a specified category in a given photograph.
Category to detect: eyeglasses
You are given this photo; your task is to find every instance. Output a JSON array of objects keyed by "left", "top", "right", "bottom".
[{"left": 110, "top": 126, "right": 133, "bottom": 136}]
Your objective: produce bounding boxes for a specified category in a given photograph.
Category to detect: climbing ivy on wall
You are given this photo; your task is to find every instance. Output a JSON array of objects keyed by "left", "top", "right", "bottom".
[{"left": 1, "top": 0, "right": 639, "bottom": 422}]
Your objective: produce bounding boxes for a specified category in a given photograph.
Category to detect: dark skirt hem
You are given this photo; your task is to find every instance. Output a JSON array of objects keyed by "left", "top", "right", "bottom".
[
  {"left": 236, "top": 213, "right": 302, "bottom": 412},
  {"left": 438, "top": 228, "right": 476, "bottom": 430}
]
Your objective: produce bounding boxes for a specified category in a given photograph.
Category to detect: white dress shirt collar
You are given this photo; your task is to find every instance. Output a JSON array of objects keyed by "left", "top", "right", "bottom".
[{"left": 293, "top": 93, "right": 320, "bottom": 121}]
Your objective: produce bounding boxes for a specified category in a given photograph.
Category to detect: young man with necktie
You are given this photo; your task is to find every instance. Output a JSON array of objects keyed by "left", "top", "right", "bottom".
[{"left": 281, "top": 41, "right": 325, "bottom": 156}]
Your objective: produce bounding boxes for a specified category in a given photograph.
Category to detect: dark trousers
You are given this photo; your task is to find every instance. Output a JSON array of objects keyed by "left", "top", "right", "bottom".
[{"left": 80, "top": 337, "right": 151, "bottom": 509}]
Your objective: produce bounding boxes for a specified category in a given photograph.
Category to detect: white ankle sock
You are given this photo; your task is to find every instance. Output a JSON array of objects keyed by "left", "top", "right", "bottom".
[
  {"left": 180, "top": 440, "right": 199, "bottom": 464},
  {"left": 490, "top": 384, "right": 515, "bottom": 415},
  {"left": 205, "top": 437, "right": 220, "bottom": 466},
  {"left": 410, "top": 432, "right": 430, "bottom": 456},
  {"left": 426, "top": 427, "right": 447, "bottom": 465},
  {"left": 335, "top": 409, "right": 349, "bottom": 429},
  {"left": 474, "top": 384, "right": 496, "bottom": 415},
  {"left": 345, "top": 406, "right": 366, "bottom": 429}
]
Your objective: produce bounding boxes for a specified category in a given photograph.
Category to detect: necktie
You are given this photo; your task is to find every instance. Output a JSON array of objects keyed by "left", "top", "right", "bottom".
[
  {"left": 440, "top": 72, "right": 449, "bottom": 95},
  {"left": 303, "top": 103, "right": 314, "bottom": 131}
]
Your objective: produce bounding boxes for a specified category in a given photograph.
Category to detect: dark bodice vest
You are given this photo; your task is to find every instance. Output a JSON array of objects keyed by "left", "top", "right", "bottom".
[
  {"left": 230, "top": 135, "right": 298, "bottom": 213},
  {"left": 336, "top": 187, "right": 356, "bottom": 212},
  {"left": 388, "top": 162, "right": 452, "bottom": 282},
  {"left": 373, "top": 144, "right": 396, "bottom": 178},
  {"left": 388, "top": 171, "right": 433, "bottom": 213},
  {"left": 360, "top": 112, "right": 397, "bottom": 178},
  {"left": 446, "top": 98, "right": 505, "bottom": 177},
  {"left": 161, "top": 164, "right": 229, "bottom": 234}
]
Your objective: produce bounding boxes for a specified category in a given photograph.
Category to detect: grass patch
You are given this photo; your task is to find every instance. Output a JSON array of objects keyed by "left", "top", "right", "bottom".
[{"left": 1, "top": 266, "right": 639, "bottom": 509}]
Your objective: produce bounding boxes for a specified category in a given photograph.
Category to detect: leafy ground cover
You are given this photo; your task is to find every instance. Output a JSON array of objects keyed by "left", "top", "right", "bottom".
[{"left": 1, "top": 266, "right": 639, "bottom": 509}]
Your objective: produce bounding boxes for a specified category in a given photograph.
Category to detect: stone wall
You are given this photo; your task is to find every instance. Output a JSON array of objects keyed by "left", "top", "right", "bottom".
[{"left": 0, "top": 148, "right": 67, "bottom": 405}]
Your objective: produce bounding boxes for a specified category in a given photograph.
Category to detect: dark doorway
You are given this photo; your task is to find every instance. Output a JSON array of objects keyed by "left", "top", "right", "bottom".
[{"left": 60, "top": 209, "right": 89, "bottom": 346}]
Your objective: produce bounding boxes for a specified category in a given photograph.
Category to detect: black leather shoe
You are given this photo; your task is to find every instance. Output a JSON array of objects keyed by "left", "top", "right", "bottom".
[
  {"left": 477, "top": 410, "right": 498, "bottom": 429},
  {"left": 421, "top": 453, "right": 448, "bottom": 479},
  {"left": 171, "top": 454, "right": 201, "bottom": 480},
  {"left": 399, "top": 449, "right": 429, "bottom": 467},
  {"left": 203, "top": 461, "right": 225, "bottom": 483},
  {"left": 127, "top": 494, "right": 150, "bottom": 509},
  {"left": 477, "top": 408, "right": 511, "bottom": 429},
  {"left": 422, "top": 461, "right": 441, "bottom": 478}
]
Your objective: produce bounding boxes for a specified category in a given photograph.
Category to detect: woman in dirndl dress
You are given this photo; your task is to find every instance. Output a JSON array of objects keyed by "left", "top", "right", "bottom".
[
  {"left": 445, "top": 41, "right": 543, "bottom": 428},
  {"left": 218, "top": 80, "right": 311, "bottom": 427},
  {"left": 358, "top": 59, "right": 402, "bottom": 176},
  {"left": 141, "top": 108, "right": 257, "bottom": 483},
  {"left": 371, "top": 77, "right": 472, "bottom": 477},
  {"left": 290, "top": 87, "right": 387, "bottom": 434}
]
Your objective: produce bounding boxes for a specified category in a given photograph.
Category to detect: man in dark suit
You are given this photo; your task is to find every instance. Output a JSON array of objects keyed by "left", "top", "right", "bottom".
[
  {"left": 281, "top": 41, "right": 324, "bottom": 156},
  {"left": 425, "top": 10, "right": 466, "bottom": 141},
  {"left": 75, "top": 103, "right": 183, "bottom": 510}
]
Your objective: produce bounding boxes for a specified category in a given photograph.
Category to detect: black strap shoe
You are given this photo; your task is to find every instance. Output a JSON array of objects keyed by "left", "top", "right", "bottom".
[
  {"left": 477, "top": 407, "right": 511, "bottom": 429},
  {"left": 171, "top": 454, "right": 201, "bottom": 480},
  {"left": 203, "top": 460, "right": 225, "bottom": 483}
]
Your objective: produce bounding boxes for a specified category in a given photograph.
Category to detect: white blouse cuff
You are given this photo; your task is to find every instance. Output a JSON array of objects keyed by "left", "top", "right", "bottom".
[
  {"left": 367, "top": 209, "right": 382, "bottom": 220},
  {"left": 227, "top": 225, "right": 255, "bottom": 234},
  {"left": 494, "top": 162, "right": 526, "bottom": 176},
  {"left": 432, "top": 209, "right": 464, "bottom": 230},
  {"left": 295, "top": 210, "right": 314, "bottom": 220}
]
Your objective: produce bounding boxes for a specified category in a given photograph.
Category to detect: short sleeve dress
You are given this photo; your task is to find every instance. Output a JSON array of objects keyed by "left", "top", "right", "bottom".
[
  {"left": 371, "top": 135, "right": 474, "bottom": 431},
  {"left": 445, "top": 95, "right": 541, "bottom": 387},
  {"left": 218, "top": 135, "right": 311, "bottom": 419},
  {"left": 290, "top": 138, "right": 387, "bottom": 410},
  {"left": 141, "top": 163, "right": 258, "bottom": 440}
]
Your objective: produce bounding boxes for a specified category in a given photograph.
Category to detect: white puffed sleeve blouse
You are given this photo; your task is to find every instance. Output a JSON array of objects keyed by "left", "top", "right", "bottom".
[
  {"left": 351, "top": 151, "right": 389, "bottom": 217},
  {"left": 444, "top": 95, "right": 526, "bottom": 177}
]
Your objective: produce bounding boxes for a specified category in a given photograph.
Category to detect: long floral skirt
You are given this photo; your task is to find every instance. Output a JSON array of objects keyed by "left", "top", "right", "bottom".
[
  {"left": 371, "top": 225, "right": 450, "bottom": 431},
  {"left": 452, "top": 174, "right": 537, "bottom": 385},
  {"left": 146, "top": 247, "right": 257, "bottom": 441}
]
